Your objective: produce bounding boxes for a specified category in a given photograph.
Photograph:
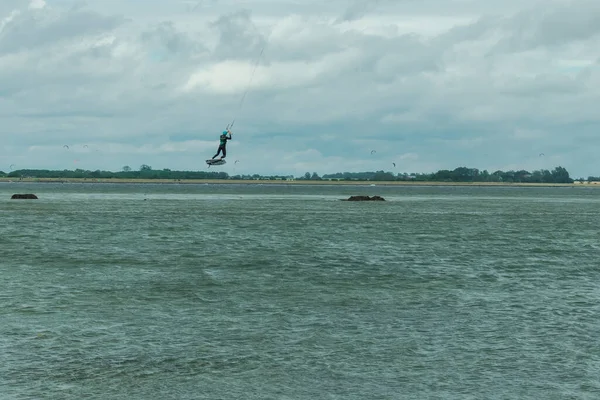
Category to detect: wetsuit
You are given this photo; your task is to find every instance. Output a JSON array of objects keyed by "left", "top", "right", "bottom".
[{"left": 212, "top": 131, "right": 232, "bottom": 159}]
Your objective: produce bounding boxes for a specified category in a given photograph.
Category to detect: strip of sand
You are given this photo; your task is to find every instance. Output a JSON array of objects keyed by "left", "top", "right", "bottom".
[{"left": 0, "top": 177, "right": 593, "bottom": 187}]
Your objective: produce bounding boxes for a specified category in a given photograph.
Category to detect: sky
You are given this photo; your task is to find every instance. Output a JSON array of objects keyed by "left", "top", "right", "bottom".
[{"left": 1, "top": 0, "right": 599, "bottom": 177}]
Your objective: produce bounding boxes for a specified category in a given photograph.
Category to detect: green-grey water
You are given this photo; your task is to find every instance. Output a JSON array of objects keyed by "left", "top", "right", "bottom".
[{"left": 1, "top": 182, "right": 599, "bottom": 399}]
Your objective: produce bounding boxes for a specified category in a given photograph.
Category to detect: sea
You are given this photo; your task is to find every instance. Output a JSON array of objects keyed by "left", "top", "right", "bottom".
[{"left": 1, "top": 182, "right": 599, "bottom": 399}]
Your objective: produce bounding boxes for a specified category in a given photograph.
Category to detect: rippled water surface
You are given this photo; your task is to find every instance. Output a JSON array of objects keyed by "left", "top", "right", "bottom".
[{"left": 1, "top": 182, "right": 599, "bottom": 399}]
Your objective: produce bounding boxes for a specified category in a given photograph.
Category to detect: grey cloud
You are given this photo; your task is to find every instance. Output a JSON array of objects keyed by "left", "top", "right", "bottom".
[
  {"left": 429, "top": 0, "right": 600, "bottom": 57},
  {"left": 140, "top": 21, "right": 209, "bottom": 61},
  {"left": 367, "top": 35, "right": 442, "bottom": 79},
  {"left": 265, "top": 24, "right": 441, "bottom": 76},
  {"left": 0, "top": 6, "right": 127, "bottom": 53},
  {"left": 184, "top": 0, "right": 220, "bottom": 12},
  {"left": 434, "top": 15, "right": 503, "bottom": 48},
  {"left": 496, "top": 73, "right": 584, "bottom": 97},
  {"left": 210, "top": 10, "right": 267, "bottom": 60},
  {"left": 529, "top": 1, "right": 600, "bottom": 45},
  {"left": 0, "top": 0, "right": 22, "bottom": 15},
  {"left": 264, "top": 22, "right": 348, "bottom": 63},
  {"left": 491, "top": 0, "right": 600, "bottom": 52},
  {"left": 335, "top": 0, "right": 381, "bottom": 23}
]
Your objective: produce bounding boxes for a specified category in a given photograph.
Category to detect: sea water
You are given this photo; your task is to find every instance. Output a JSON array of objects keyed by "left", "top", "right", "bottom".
[{"left": 1, "top": 182, "right": 599, "bottom": 399}]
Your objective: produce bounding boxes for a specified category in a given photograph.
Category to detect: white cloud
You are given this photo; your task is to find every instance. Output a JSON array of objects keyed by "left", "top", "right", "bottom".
[
  {"left": 1, "top": 0, "right": 600, "bottom": 177},
  {"left": 512, "top": 128, "right": 546, "bottom": 140},
  {"left": 399, "top": 153, "right": 419, "bottom": 161},
  {"left": 182, "top": 47, "right": 361, "bottom": 94},
  {"left": 28, "top": 0, "right": 45, "bottom": 10}
]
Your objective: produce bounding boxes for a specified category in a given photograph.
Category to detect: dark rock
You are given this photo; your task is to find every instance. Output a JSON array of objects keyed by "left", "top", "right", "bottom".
[
  {"left": 345, "top": 195, "right": 385, "bottom": 201},
  {"left": 11, "top": 194, "right": 38, "bottom": 199}
]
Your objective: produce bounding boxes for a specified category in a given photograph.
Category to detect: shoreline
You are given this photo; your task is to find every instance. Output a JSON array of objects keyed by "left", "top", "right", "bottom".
[{"left": 0, "top": 177, "right": 594, "bottom": 187}]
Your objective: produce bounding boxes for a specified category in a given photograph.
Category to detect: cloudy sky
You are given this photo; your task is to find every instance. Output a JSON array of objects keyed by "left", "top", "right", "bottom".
[{"left": 1, "top": 0, "right": 599, "bottom": 177}]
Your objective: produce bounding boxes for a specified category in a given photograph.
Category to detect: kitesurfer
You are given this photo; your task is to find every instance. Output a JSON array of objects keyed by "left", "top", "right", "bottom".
[{"left": 212, "top": 129, "right": 232, "bottom": 159}]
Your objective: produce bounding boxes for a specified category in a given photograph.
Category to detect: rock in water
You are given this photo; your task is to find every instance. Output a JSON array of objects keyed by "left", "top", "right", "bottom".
[
  {"left": 345, "top": 195, "right": 385, "bottom": 201},
  {"left": 11, "top": 194, "right": 38, "bottom": 199}
]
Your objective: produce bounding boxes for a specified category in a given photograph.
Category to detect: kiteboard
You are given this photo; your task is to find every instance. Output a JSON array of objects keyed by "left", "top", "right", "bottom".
[{"left": 206, "top": 158, "right": 226, "bottom": 166}]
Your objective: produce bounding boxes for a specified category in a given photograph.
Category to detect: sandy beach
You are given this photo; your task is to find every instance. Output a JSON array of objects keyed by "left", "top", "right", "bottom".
[{"left": 0, "top": 177, "right": 593, "bottom": 187}]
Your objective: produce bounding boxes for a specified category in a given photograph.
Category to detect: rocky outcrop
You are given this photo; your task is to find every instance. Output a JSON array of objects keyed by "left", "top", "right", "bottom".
[
  {"left": 344, "top": 195, "right": 385, "bottom": 201},
  {"left": 11, "top": 194, "right": 38, "bottom": 199}
]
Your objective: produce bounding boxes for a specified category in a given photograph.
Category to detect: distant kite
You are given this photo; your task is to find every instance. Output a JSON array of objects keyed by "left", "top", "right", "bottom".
[
  {"left": 393, "top": 162, "right": 396, "bottom": 167},
  {"left": 9, "top": 164, "right": 15, "bottom": 170},
  {"left": 83, "top": 145, "right": 88, "bottom": 148},
  {"left": 63, "top": 145, "right": 69, "bottom": 149},
  {"left": 539, "top": 153, "right": 544, "bottom": 156},
  {"left": 235, "top": 160, "right": 239, "bottom": 164},
  {"left": 371, "top": 150, "right": 376, "bottom": 155}
]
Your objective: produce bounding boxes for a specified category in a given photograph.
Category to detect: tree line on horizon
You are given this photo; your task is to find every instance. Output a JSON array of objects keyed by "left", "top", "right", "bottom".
[
  {"left": 319, "top": 166, "right": 575, "bottom": 183},
  {"left": 0, "top": 165, "right": 589, "bottom": 184}
]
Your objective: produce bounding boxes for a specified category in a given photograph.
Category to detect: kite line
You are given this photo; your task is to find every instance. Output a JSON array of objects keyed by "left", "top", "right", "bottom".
[{"left": 226, "top": 40, "right": 268, "bottom": 130}]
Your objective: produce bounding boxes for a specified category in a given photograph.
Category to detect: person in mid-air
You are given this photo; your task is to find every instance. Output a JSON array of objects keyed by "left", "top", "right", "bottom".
[{"left": 212, "top": 129, "right": 232, "bottom": 159}]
